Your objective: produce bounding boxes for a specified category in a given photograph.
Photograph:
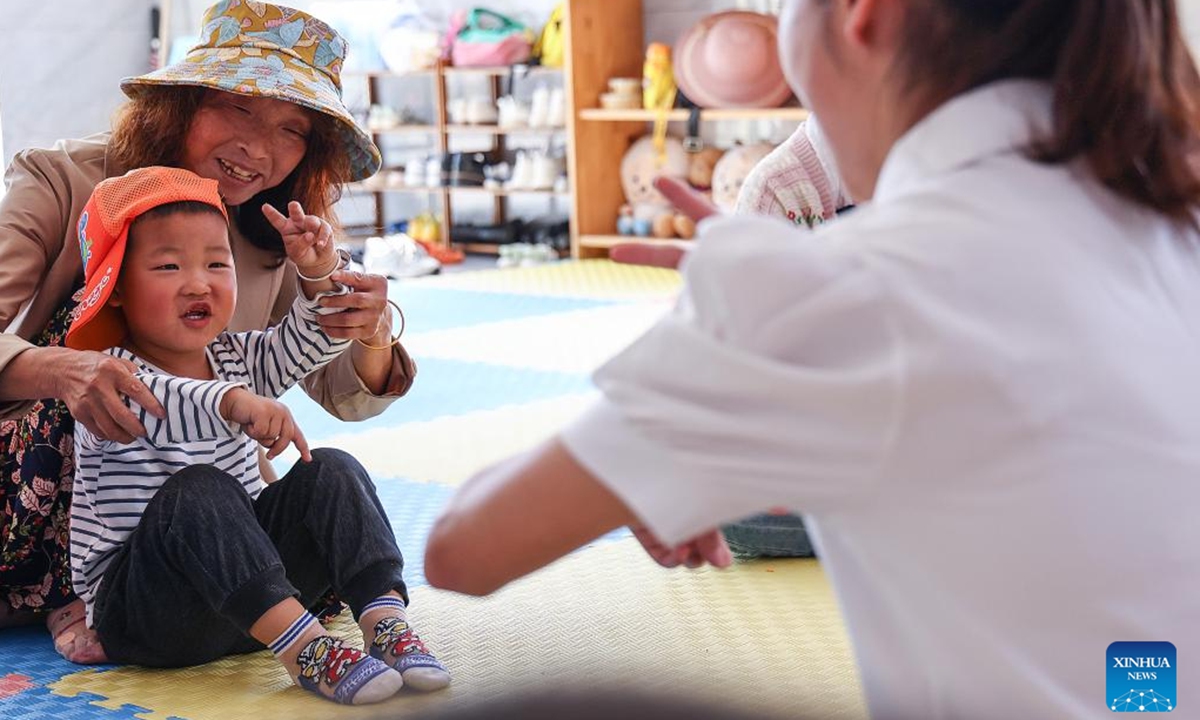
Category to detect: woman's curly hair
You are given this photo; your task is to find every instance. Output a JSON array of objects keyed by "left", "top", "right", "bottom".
[{"left": 108, "top": 85, "right": 353, "bottom": 259}]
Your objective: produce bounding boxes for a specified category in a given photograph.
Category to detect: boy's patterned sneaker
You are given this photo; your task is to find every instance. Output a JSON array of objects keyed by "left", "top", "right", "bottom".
[
  {"left": 369, "top": 616, "right": 452, "bottom": 692},
  {"left": 295, "top": 635, "right": 403, "bottom": 705}
]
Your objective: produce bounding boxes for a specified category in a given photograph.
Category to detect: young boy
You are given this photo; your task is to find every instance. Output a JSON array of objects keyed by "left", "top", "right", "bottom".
[{"left": 64, "top": 167, "right": 449, "bottom": 705}]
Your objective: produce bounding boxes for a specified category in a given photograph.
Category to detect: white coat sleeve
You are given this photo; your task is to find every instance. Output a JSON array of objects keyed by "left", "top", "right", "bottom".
[{"left": 561, "top": 215, "right": 904, "bottom": 545}]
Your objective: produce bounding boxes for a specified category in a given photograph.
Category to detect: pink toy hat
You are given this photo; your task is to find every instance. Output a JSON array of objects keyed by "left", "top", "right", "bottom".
[{"left": 673, "top": 11, "right": 794, "bottom": 109}]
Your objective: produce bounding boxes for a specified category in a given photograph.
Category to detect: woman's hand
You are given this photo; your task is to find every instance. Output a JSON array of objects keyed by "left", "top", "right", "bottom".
[
  {"left": 317, "top": 269, "right": 393, "bottom": 344},
  {"left": 632, "top": 525, "right": 734, "bottom": 569},
  {"left": 261, "top": 201, "right": 337, "bottom": 278},
  {"left": 49, "top": 348, "right": 165, "bottom": 444}
]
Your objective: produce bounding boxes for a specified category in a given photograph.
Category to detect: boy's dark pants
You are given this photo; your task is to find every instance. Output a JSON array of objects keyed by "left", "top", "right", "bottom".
[{"left": 92, "top": 448, "right": 409, "bottom": 667}]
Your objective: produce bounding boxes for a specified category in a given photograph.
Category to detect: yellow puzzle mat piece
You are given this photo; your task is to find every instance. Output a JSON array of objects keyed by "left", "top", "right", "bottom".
[{"left": 50, "top": 540, "right": 866, "bottom": 720}]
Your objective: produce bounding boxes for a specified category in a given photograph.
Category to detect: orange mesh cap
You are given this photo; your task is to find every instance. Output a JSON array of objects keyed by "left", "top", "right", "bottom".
[{"left": 66, "top": 166, "right": 229, "bottom": 352}]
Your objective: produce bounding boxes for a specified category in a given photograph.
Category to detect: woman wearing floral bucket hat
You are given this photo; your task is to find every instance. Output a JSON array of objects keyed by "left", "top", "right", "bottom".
[{"left": 0, "top": 1, "right": 417, "bottom": 665}]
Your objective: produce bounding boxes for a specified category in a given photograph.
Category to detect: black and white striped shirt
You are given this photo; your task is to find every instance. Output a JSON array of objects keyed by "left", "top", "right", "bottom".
[{"left": 71, "top": 295, "right": 351, "bottom": 623}]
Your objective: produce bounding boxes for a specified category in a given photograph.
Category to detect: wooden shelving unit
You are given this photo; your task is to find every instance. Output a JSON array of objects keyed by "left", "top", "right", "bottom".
[
  {"left": 366, "top": 125, "right": 440, "bottom": 135},
  {"left": 579, "top": 107, "right": 809, "bottom": 122},
  {"left": 343, "top": 69, "right": 437, "bottom": 79},
  {"left": 442, "top": 125, "right": 566, "bottom": 136},
  {"left": 353, "top": 62, "right": 569, "bottom": 254},
  {"left": 577, "top": 234, "right": 686, "bottom": 250},
  {"left": 350, "top": 2, "right": 805, "bottom": 259},
  {"left": 563, "top": 0, "right": 805, "bottom": 259},
  {"left": 348, "top": 183, "right": 569, "bottom": 198},
  {"left": 442, "top": 66, "right": 564, "bottom": 78}
]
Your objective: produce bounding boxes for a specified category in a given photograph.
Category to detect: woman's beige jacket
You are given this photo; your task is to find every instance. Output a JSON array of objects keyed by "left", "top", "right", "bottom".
[{"left": 0, "top": 133, "right": 415, "bottom": 425}]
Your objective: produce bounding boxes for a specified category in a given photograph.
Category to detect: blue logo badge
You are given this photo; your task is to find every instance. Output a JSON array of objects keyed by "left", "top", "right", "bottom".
[
  {"left": 78, "top": 211, "right": 92, "bottom": 273},
  {"left": 1108, "top": 642, "right": 1176, "bottom": 712}
]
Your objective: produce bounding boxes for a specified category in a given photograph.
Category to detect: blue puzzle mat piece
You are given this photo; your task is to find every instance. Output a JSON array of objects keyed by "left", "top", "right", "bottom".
[
  {"left": 280, "top": 357, "right": 594, "bottom": 440},
  {"left": 371, "top": 476, "right": 629, "bottom": 593},
  {"left": 0, "top": 628, "right": 133, "bottom": 720},
  {"left": 0, "top": 625, "right": 117, "bottom": 686},
  {"left": 389, "top": 285, "right": 617, "bottom": 334},
  {"left": 373, "top": 476, "right": 456, "bottom": 590},
  {"left": 0, "top": 688, "right": 153, "bottom": 720}
]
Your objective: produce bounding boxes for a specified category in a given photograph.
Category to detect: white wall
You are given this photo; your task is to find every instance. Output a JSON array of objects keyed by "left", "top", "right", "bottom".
[
  {"left": 0, "top": 0, "right": 151, "bottom": 165},
  {"left": 1184, "top": 1, "right": 1200, "bottom": 56}
]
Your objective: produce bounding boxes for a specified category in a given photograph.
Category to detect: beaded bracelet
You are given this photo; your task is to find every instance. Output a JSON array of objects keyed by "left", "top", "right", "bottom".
[
  {"left": 355, "top": 298, "right": 407, "bottom": 351},
  {"left": 296, "top": 248, "right": 352, "bottom": 283}
]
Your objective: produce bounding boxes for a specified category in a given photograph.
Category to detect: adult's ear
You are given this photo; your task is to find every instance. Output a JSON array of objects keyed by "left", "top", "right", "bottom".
[{"left": 841, "top": 0, "right": 909, "bottom": 62}]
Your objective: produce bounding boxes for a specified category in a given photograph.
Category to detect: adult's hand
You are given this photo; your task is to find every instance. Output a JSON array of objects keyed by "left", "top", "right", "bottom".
[
  {"left": 608, "top": 177, "right": 721, "bottom": 270},
  {"left": 317, "top": 269, "right": 393, "bottom": 344},
  {"left": 632, "top": 525, "right": 734, "bottom": 570},
  {"left": 50, "top": 349, "right": 164, "bottom": 443},
  {"left": 653, "top": 176, "right": 719, "bottom": 222}
]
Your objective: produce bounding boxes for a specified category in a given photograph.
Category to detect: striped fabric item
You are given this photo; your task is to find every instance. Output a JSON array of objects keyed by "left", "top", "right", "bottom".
[{"left": 70, "top": 296, "right": 350, "bottom": 624}]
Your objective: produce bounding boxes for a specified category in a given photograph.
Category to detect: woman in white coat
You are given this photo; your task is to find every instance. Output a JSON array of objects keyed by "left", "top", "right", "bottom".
[{"left": 426, "top": 1, "right": 1200, "bottom": 717}]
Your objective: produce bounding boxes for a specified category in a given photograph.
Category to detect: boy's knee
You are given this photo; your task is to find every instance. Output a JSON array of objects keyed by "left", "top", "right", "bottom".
[
  {"left": 161, "top": 465, "right": 245, "bottom": 503},
  {"left": 150, "top": 465, "right": 250, "bottom": 526},
  {"left": 311, "top": 448, "right": 367, "bottom": 477},
  {"left": 310, "top": 447, "right": 360, "bottom": 471},
  {"left": 308, "top": 448, "right": 376, "bottom": 492}
]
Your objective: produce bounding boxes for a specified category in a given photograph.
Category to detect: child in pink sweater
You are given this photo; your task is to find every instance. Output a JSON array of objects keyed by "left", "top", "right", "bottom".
[
  {"left": 610, "top": 116, "right": 852, "bottom": 267},
  {"left": 735, "top": 116, "right": 853, "bottom": 226}
]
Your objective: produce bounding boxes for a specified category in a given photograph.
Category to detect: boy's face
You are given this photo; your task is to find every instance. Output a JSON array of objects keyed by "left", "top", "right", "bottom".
[{"left": 111, "top": 210, "right": 237, "bottom": 362}]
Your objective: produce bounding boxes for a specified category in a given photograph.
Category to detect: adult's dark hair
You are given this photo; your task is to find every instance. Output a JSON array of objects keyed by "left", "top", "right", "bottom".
[
  {"left": 898, "top": 0, "right": 1200, "bottom": 227},
  {"left": 108, "top": 85, "right": 351, "bottom": 261}
]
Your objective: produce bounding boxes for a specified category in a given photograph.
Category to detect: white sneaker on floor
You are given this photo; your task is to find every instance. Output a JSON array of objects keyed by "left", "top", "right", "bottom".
[{"left": 363, "top": 234, "right": 441, "bottom": 279}]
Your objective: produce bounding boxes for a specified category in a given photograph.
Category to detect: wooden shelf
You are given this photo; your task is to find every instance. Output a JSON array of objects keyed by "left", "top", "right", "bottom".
[
  {"left": 352, "top": 57, "right": 573, "bottom": 249},
  {"left": 343, "top": 68, "right": 437, "bottom": 79},
  {"left": 347, "top": 183, "right": 438, "bottom": 194},
  {"left": 443, "top": 124, "right": 566, "bottom": 135},
  {"left": 578, "top": 234, "right": 693, "bottom": 250},
  {"left": 346, "top": 66, "right": 561, "bottom": 79},
  {"left": 578, "top": 107, "right": 809, "bottom": 122},
  {"left": 443, "top": 65, "right": 563, "bottom": 77},
  {"left": 348, "top": 183, "right": 569, "bottom": 197},
  {"left": 452, "top": 186, "right": 570, "bottom": 197},
  {"left": 452, "top": 242, "right": 504, "bottom": 256},
  {"left": 452, "top": 242, "right": 572, "bottom": 259},
  {"left": 367, "top": 125, "right": 439, "bottom": 135}
]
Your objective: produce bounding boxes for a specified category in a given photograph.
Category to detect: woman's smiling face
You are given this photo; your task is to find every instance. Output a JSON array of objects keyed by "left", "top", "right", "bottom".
[{"left": 179, "top": 90, "right": 313, "bottom": 207}]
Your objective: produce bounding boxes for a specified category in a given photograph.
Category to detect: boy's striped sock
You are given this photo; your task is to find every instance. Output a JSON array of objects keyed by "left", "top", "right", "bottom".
[
  {"left": 269, "top": 611, "right": 403, "bottom": 705},
  {"left": 361, "top": 595, "right": 451, "bottom": 692}
]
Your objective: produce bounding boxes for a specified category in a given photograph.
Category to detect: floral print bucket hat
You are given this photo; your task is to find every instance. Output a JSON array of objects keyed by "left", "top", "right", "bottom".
[{"left": 121, "top": 0, "right": 381, "bottom": 181}]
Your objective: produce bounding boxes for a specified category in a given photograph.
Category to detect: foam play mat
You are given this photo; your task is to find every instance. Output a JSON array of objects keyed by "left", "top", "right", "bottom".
[{"left": 0, "top": 260, "right": 867, "bottom": 720}]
